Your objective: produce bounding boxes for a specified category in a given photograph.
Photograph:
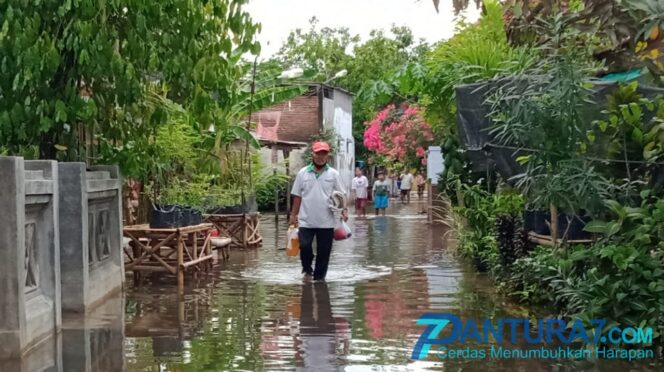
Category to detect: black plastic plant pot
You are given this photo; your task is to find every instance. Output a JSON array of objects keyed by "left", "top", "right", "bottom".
[
  {"left": 473, "top": 256, "right": 489, "bottom": 273},
  {"left": 207, "top": 205, "right": 242, "bottom": 215},
  {"left": 524, "top": 209, "right": 551, "bottom": 235},
  {"left": 221, "top": 205, "right": 243, "bottom": 214},
  {"left": 150, "top": 204, "right": 181, "bottom": 228},
  {"left": 557, "top": 214, "right": 592, "bottom": 240},
  {"left": 207, "top": 206, "right": 222, "bottom": 215},
  {"left": 152, "top": 337, "right": 184, "bottom": 356},
  {"left": 177, "top": 207, "right": 202, "bottom": 227},
  {"left": 189, "top": 209, "right": 202, "bottom": 225},
  {"left": 180, "top": 207, "right": 193, "bottom": 227}
]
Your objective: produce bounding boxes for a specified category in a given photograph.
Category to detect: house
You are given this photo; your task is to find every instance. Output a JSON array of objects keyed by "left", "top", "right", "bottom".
[{"left": 251, "top": 84, "right": 355, "bottom": 194}]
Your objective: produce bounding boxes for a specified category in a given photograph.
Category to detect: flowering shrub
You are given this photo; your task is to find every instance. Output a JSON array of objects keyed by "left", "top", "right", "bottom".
[{"left": 363, "top": 104, "right": 434, "bottom": 167}]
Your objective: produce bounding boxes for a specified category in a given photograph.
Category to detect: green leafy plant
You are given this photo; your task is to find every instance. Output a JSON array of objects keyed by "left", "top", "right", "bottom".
[
  {"left": 584, "top": 191, "right": 664, "bottom": 248},
  {"left": 251, "top": 155, "right": 291, "bottom": 212},
  {"left": 424, "top": 1, "right": 538, "bottom": 198},
  {"left": 506, "top": 193, "right": 664, "bottom": 342},
  {"left": 158, "top": 175, "right": 242, "bottom": 212},
  {"left": 0, "top": 0, "right": 261, "bottom": 161},
  {"left": 589, "top": 83, "right": 664, "bottom": 200},
  {"left": 453, "top": 184, "right": 500, "bottom": 272},
  {"left": 493, "top": 188, "right": 528, "bottom": 268},
  {"left": 487, "top": 16, "right": 610, "bottom": 240}
]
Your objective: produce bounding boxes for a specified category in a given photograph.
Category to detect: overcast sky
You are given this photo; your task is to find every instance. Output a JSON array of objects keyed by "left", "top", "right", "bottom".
[{"left": 245, "top": 0, "right": 481, "bottom": 60}]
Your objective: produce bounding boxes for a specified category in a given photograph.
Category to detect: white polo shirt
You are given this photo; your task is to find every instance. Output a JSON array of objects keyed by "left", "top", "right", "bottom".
[{"left": 291, "top": 164, "right": 347, "bottom": 228}]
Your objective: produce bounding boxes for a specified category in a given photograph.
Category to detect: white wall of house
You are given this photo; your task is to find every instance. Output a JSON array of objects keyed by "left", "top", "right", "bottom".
[
  {"left": 427, "top": 146, "right": 445, "bottom": 185},
  {"left": 322, "top": 88, "right": 354, "bottom": 195}
]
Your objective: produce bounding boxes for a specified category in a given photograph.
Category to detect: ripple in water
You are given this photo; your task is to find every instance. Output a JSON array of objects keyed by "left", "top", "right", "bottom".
[{"left": 241, "top": 262, "right": 392, "bottom": 284}]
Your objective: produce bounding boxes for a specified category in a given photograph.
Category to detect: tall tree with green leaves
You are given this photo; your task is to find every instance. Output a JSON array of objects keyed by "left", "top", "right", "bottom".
[
  {"left": 273, "top": 20, "right": 429, "bottom": 162},
  {"left": 0, "top": 0, "right": 260, "bottom": 161},
  {"left": 275, "top": 16, "right": 359, "bottom": 82}
]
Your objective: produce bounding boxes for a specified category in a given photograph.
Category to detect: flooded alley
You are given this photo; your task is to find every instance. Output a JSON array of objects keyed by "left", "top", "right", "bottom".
[
  {"left": 2, "top": 202, "right": 662, "bottom": 371},
  {"left": 118, "top": 202, "right": 660, "bottom": 371},
  {"left": 125, "top": 202, "right": 463, "bottom": 370}
]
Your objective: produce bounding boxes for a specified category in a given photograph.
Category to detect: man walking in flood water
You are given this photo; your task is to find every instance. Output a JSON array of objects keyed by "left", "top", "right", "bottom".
[{"left": 290, "top": 141, "right": 348, "bottom": 282}]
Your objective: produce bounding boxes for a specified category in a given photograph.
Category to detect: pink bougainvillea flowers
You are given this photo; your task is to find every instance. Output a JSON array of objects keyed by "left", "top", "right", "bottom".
[{"left": 363, "top": 104, "right": 434, "bottom": 166}]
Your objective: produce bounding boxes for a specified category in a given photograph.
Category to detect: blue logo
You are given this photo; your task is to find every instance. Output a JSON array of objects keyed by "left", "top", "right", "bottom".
[
  {"left": 411, "top": 313, "right": 458, "bottom": 360},
  {"left": 411, "top": 313, "right": 653, "bottom": 360}
]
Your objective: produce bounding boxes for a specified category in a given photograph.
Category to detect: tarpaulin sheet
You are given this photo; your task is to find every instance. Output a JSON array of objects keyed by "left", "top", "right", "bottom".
[{"left": 454, "top": 78, "right": 664, "bottom": 181}]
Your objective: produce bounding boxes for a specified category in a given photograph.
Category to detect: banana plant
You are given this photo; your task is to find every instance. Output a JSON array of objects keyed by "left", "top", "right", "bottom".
[{"left": 200, "top": 54, "right": 307, "bottom": 188}]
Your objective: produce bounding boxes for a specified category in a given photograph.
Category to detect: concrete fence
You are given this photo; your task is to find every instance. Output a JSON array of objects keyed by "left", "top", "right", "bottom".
[
  {"left": 0, "top": 156, "right": 124, "bottom": 359},
  {"left": 59, "top": 163, "right": 124, "bottom": 313},
  {"left": 0, "top": 157, "right": 61, "bottom": 358}
]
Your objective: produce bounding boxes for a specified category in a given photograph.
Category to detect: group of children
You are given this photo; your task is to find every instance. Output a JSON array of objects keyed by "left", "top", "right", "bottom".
[{"left": 351, "top": 168, "right": 425, "bottom": 217}]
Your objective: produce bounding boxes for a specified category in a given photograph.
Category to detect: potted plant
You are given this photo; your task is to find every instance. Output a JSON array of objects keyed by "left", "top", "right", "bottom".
[{"left": 151, "top": 177, "right": 209, "bottom": 228}]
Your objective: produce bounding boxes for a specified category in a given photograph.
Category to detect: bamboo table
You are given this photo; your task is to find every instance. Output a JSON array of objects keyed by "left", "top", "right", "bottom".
[
  {"left": 123, "top": 223, "right": 215, "bottom": 289},
  {"left": 203, "top": 213, "right": 263, "bottom": 248}
]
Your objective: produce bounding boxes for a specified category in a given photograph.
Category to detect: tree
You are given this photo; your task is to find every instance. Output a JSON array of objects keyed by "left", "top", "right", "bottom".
[
  {"left": 426, "top": 1, "right": 663, "bottom": 83},
  {"left": 0, "top": 0, "right": 260, "bottom": 161},
  {"left": 421, "top": 0, "right": 536, "bottom": 189},
  {"left": 272, "top": 21, "right": 430, "bottom": 162},
  {"left": 348, "top": 27, "right": 429, "bottom": 161},
  {"left": 363, "top": 104, "right": 434, "bottom": 169},
  {"left": 274, "top": 17, "right": 359, "bottom": 82},
  {"left": 429, "top": 0, "right": 484, "bottom": 14}
]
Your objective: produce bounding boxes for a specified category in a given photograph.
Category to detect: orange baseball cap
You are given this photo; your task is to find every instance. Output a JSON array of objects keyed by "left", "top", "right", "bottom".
[{"left": 312, "top": 141, "right": 330, "bottom": 153}]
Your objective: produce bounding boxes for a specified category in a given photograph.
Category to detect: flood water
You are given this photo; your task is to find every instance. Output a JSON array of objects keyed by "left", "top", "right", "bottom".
[
  {"left": 3, "top": 201, "right": 662, "bottom": 371},
  {"left": 120, "top": 201, "right": 662, "bottom": 371}
]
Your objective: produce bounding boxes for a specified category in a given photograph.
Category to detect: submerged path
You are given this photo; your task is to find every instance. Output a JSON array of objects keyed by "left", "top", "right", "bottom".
[{"left": 2, "top": 200, "right": 658, "bottom": 370}]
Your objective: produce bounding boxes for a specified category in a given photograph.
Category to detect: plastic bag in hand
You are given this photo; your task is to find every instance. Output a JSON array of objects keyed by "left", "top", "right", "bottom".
[
  {"left": 333, "top": 219, "right": 352, "bottom": 241},
  {"left": 286, "top": 225, "right": 300, "bottom": 256}
]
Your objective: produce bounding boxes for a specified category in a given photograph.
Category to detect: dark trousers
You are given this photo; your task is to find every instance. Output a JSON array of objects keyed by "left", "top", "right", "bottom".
[{"left": 299, "top": 227, "right": 334, "bottom": 280}]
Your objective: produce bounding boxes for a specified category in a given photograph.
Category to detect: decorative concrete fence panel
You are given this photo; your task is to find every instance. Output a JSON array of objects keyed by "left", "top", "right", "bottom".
[
  {"left": 0, "top": 157, "right": 61, "bottom": 358},
  {"left": 59, "top": 163, "right": 123, "bottom": 313}
]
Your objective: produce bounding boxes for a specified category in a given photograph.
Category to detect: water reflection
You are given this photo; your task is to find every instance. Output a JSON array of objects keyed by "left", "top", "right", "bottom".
[
  {"left": 4, "top": 204, "right": 662, "bottom": 370},
  {"left": 0, "top": 292, "right": 125, "bottom": 372},
  {"left": 0, "top": 332, "right": 62, "bottom": 372},
  {"left": 296, "top": 282, "right": 349, "bottom": 370},
  {"left": 62, "top": 293, "right": 125, "bottom": 372},
  {"left": 119, "top": 204, "right": 664, "bottom": 370}
]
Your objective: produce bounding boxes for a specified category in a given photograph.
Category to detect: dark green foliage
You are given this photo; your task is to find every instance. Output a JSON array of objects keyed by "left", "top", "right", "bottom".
[
  {"left": 254, "top": 175, "right": 289, "bottom": 212},
  {"left": 0, "top": 0, "right": 261, "bottom": 162},
  {"left": 455, "top": 184, "right": 526, "bottom": 273},
  {"left": 425, "top": 1, "right": 537, "bottom": 195}
]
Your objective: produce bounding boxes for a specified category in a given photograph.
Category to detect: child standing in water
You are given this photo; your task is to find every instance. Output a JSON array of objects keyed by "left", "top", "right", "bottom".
[
  {"left": 351, "top": 167, "right": 369, "bottom": 217},
  {"left": 415, "top": 171, "right": 426, "bottom": 201},
  {"left": 372, "top": 172, "right": 390, "bottom": 216}
]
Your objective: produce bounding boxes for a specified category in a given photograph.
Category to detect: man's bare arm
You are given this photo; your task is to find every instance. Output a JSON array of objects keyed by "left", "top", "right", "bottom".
[{"left": 289, "top": 196, "right": 302, "bottom": 225}]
